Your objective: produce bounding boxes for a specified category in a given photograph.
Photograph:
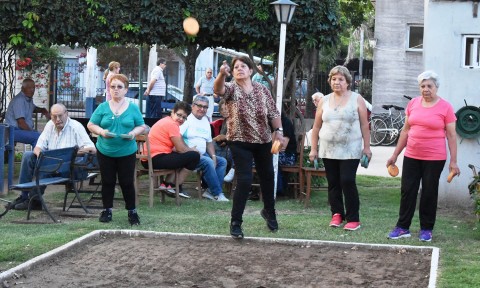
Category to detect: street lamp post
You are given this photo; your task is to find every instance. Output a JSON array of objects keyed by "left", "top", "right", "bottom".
[{"left": 270, "top": 0, "right": 297, "bottom": 196}]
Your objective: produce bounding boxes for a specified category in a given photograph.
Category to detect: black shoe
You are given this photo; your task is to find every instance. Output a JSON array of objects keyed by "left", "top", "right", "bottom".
[
  {"left": 230, "top": 221, "right": 244, "bottom": 239},
  {"left": 128, "top": 211, "right": 140, "bottom": 226},
  {"left": 5, "top": 196, "right": 25, "bottom": 210},
  {"left": 99, "top": 210, "right": 112, "bottom": 223},
  {"left": 248, "top": 191, "right": 260, "bottom": 201},
  {"left": 15, "top": 198, "right": 43, "bottom": 211},
  {"left": 261, "top": 209, "right": 278, "bottom": 232}
]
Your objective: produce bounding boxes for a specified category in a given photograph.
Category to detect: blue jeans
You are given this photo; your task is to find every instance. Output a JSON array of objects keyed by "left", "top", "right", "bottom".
[
  {"left": 196, "top": 154, "right": 227, "bottom": 196},
  {"left": 13, "top": 127, "right": 40, "bottom": 147},
  {"left": 146, "top": 95, "right": 163, "bottom": 118}
]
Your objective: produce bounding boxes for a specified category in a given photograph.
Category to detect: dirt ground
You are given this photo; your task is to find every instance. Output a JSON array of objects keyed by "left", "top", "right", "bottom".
[{"left": 2, "top": 231, "right": 433, "bottom": 288}]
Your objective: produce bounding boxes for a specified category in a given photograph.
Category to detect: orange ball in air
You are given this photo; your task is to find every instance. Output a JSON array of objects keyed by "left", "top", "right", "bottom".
[{"left": 183, "top": 17, "right": 200, "bottom": 36}]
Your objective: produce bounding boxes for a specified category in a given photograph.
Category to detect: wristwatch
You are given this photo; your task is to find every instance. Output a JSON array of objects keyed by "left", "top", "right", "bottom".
[{"left": 275, "top": 127, "right": 284, "bottom": 134}]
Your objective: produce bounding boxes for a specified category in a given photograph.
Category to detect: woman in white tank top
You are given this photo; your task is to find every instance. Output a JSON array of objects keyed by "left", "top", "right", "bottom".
[{"left": 309, "top": 66, "right": 371, "bottom": 231}]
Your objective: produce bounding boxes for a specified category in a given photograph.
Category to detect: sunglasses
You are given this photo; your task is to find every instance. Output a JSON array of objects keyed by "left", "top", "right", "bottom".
[
  {"left": 110, "top": 85, "right": 125, "bottom": 90},
  {"left": 194, "top": 103, "right": 209, "bottom": 110}
]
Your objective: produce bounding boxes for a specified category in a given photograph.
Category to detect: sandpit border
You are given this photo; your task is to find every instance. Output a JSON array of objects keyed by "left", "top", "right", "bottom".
[{"left": 0, "top": 229, "right": 440, "bottom": 287}]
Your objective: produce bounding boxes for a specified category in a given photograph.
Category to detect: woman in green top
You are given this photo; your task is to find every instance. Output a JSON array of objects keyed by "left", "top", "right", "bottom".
[{"left": 88, "top": 74, "right": 146, "bottom": 226}]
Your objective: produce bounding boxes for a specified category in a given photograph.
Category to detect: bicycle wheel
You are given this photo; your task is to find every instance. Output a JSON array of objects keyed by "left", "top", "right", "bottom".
[
  {"left": 381, "top": 128, "right": 399, "bottom": 146},
  {"left": 370, "top": 117, "right": 388, "bottom": 146}
]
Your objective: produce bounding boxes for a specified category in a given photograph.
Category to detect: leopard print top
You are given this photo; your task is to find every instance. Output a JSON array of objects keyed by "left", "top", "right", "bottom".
[{"left": 223, "top": 81, "right": 280, "bottom": 144}]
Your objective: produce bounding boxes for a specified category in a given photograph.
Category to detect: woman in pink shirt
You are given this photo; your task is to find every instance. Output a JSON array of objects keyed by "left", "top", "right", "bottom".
[{"left": 386, "top": 71, "right": 460, "bottom": 242}]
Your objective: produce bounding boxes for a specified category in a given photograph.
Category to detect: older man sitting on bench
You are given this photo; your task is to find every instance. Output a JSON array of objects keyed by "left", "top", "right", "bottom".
[{"left": 5, "top": 103, "right": 96, "bottom": 210}]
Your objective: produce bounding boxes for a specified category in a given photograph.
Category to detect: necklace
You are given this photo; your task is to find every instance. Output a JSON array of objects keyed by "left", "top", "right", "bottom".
[
  {"left": 111, "top": 99, "right": 126, "bottom": 116},
  {"left": 333, "top": 95, "right": 343, "bottom": 111}
]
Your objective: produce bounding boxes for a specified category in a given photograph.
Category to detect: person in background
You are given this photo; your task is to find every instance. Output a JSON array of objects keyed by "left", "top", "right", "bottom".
[
  {"left": 195, "top": 68, "right": 216, "bottom": 122},
  {"left": 144, "top": 58, "right": 167, "bottom": 119},
  {"left": 306, "top": 92, "right": 325, "bottom": 146},
  {"left": 5, "top": 103, "right": 96, "bottom": 210},
  {"left": 311, "top": 92, "right": 324, "bottom": 108},
  {"left": 252, "top": 63, "right": 272, "bottom": 89},
  {"left": 214, "top": 56, "right": 286, "bottom": 239},
  {"left": 5, "top": 78, "right": 50, "bottom": 147},
  {"left": 211, "top": 100, "right": 235, "bottom": 182},
  {"left": 88, "top": 74, "right": 146, "bottom": 226},
  {"left": 104, "top": 61, "right": 121, "bottom": 101},
  {"left": 386, "top": 71, "right": 459, "bottom": 242},
  {"left": 145, "top": 101, "right": 200, "bottom": 199},
  {"left": 309, "top": 65, "right": 371, "bottom": 232},
  {"left": 180, "top": 96, "right": 229, "bottom": 202},
  {"left": 277, "top": 113, "right": 297, "bottom": 196}
]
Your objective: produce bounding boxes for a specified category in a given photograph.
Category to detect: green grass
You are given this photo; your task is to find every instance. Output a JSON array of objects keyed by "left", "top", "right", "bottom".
[{"left": 0, "top": 175, "right": 479, "bottom": 287}]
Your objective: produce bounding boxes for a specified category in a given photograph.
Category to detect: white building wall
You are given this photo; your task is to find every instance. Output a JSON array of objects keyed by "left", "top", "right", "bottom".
[
  {"left": 424, "top": 0, "right": 480, "bottom": 206},
  {"left": 372, "top": 0, "right": 424, "bottom": 112}
]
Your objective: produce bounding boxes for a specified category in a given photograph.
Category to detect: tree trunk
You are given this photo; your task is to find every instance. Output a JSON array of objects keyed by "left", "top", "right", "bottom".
[
  {"left": 303, "top": 48, "right": 319, "bottom": 118},
  {"left": 182, "top": 44, "right": 202, "bottom": 104}
]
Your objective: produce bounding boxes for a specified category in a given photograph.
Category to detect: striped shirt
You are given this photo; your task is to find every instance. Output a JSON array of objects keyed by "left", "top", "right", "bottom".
[
  {"left": 36, "top": 118, "right": 95, "bottom": 151},
  {"left": 149, "top": 66, "right": 166, "bottom": 96}
]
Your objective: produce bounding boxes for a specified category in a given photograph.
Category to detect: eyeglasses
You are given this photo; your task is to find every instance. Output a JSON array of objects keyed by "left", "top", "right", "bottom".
[
  {"left": 175, "top": 113, "right": 187, "bottom": 121},
  {"left": 194, "top": 103, "right": 209, "bottom": 110},
  {"left": 207, "top": 72, "right": 213, "bottom": 74},
  {"left": 110, "top": 85, "right": 125, "bottom": 90}
]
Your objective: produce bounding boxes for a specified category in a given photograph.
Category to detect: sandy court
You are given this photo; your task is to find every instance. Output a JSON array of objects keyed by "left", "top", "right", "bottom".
[{"left": 0, "top": 230, "right": 437, "bottom": 288}]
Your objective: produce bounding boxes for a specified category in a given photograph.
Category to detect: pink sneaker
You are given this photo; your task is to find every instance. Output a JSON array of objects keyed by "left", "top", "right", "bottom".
[
  {"left": 344, "top": 222, "right": 361, "bottom": 231},
  {"left": 329, "top": 213, "right": 343, "bottom": 227}
]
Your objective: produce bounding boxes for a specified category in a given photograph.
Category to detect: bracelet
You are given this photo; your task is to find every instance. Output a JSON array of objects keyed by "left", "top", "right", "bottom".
[{"left": 212, "top": 155, "right": 216, "bottom": 157}]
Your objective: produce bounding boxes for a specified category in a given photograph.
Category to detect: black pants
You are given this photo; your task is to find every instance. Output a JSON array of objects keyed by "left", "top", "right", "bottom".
[
  {"left": 145, "top": 151, "right": 200, "bottom": 171},
  {"left": 97, "top": 151, "right": 137, "bottom": 210},
  {"left": 146, "top": 95, "right": 163, "bottom": 118},
  {"left": 323, "top": 158, "right": 360, "bottom": 222},
  {"left": 396, "top": 156, "right": 445, "bottom": 230},
  {"left": 229, "top": 141, "right": 275, "bottom": 223}
]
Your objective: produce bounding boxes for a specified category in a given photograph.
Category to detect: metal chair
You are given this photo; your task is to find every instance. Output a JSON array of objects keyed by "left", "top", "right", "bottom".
[{"left": 10, "top": 146, "right": 83, "bottom": 222}]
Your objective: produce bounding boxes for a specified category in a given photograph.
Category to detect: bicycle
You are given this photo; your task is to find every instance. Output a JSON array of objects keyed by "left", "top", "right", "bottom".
[
  {"left": 370, "top": 105, "right": 406, "bottom": 146},
  {"left": 370, "top": 95, "right": 412, "bottom": 146}
]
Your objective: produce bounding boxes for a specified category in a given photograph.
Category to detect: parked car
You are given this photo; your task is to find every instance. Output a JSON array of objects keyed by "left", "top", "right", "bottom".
[{"left": 127, "top": 82, "right": 184, "bottom": 114}]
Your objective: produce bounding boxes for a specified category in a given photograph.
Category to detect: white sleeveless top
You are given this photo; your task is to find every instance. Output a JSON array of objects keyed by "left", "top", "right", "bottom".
[{"left": 318, "top": 92, "right": 363, "bottom": 159}]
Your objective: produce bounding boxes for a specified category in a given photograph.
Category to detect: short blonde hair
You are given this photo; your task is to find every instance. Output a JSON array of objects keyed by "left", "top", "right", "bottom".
[
  {"left": 328, "top": 66, "right": 352, "bottom": 89},
  {"left": 108, "top": 61, "right": 120, "bottom": 71}
]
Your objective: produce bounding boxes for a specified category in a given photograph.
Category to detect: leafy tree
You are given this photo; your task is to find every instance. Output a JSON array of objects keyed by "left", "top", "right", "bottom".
[{"left": 0, "top": 0, "right": 343, "bottom": 108}]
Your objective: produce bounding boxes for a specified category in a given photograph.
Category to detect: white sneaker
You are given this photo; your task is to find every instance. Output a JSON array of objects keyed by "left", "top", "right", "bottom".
[
  {"left": 202, "top": 189, "right": 215, "bottom": 200},
  {"left": 224, "top": 168, "right": 235, "bottom": 182},
  {"left": 215, "top": 193, "right": 229, "bottom": 202}
]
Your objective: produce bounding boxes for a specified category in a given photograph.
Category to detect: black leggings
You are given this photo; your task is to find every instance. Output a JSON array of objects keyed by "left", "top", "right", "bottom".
[
  {"left": 323, "top": 158, "right": 361, "bottom": 222},
  {"left": 97, "top": 151, "right": 137, "bottom": 210},
  {"left": 229, "top": 141, "right": 275, "bottom": 223}
]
